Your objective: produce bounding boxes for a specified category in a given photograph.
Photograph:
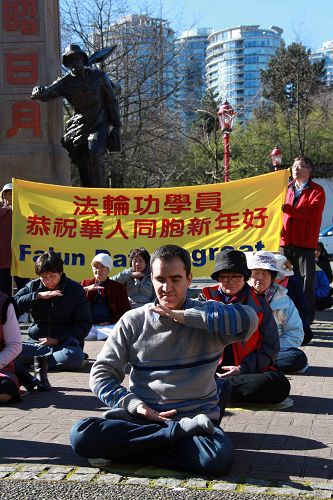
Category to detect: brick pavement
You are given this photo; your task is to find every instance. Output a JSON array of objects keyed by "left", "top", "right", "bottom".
[{"left": 0, "top": 308, "right": 332, "bottom": 496}]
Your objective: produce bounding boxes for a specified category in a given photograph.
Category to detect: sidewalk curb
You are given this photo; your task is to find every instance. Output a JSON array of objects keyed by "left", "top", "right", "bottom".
[{"left": 0, "top": 464, "right": 332, "bottom": 498}]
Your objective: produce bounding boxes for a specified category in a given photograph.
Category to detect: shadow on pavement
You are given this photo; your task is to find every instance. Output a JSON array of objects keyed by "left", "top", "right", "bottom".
[
  {"left": 305, "top": 365, "right": 333, "bottom": 376},
  {"left": 232, "top": 449, "right": 332, "bottom": 480},
  {"left": 308, "top": 340, "right": 333, "bottom": 347},
  {"left": 228, "top": 431, "right": 327, "bottom": 451},
  {"left": 9, "top": 389, "right": 103, "bottom": 412},
  {"left": 285, "top": 394, "right": 333, "bottom": 415},
  {"left": 0, "top": 439, "right": 84, "bottom": 466}
]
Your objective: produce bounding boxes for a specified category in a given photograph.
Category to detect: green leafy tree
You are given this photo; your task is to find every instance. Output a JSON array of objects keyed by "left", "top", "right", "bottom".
[
  {"left": 261, "top": 42, "right": 326, "bottom": 158},
  {"left": 179, "top": 90, "right": 226, "bottom": 184}
]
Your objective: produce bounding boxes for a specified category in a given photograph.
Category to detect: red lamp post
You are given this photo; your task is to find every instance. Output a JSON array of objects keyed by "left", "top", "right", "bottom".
[
  {"left": 270, "top": 146, "right": 283, "bottom": 171},
  {"left": 216, "top": 101, "right": 235, "bottom": 182}
]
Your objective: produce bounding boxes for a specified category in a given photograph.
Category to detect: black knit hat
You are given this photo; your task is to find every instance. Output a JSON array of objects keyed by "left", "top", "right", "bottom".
[{"left": 211, "top": 249, "right": 250, "bottom": 281}]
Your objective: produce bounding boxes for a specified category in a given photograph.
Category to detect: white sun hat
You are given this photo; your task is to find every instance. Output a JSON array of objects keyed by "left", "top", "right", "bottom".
[
  {"left": 0, "top": 183, "right": 12, "bottom": 199},
  {"left": 247, "top": 251, "right": 279, "bottom": 272},
  {"left": 274, "top": 253, "right": 294, "bottom": 279}
]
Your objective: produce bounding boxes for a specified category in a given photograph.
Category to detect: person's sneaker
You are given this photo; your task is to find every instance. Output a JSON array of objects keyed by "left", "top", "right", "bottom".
[
  {"left": 294, "top": 363, "right": 309, "bottom": 374},
  {"left": 88, "top": 457, "right": 113, "bottom": 468}
]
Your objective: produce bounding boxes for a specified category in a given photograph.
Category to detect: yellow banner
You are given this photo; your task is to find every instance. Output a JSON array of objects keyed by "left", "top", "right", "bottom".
[{"left": 11, "top": 170, "right": 289, "bottom": 281}]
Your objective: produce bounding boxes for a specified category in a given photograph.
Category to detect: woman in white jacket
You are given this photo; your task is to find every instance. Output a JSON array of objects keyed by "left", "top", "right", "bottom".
[{"left": 247, "top": 251, "right": 308, "bottom": 374}]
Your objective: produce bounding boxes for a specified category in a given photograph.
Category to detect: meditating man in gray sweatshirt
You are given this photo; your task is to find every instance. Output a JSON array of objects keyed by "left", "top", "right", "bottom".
[{"left": 70, "top": 244, "right": 258, "bottom": 475}]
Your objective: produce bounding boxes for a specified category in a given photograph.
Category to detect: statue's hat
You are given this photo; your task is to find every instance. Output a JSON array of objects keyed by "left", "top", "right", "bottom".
[{"left": 62, "top": 44, "right": 88, "bottom": 67}]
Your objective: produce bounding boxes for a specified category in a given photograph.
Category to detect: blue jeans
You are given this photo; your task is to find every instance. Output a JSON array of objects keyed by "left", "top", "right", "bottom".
[
  {"left": 70, "top": 417, "right": 233, "bottom": 476},
  {"left": 17, "top": 338, "right": 84, "bottom": 371},
  {"left": 275, "top": 348, "right": 308, "bottom": 373}
]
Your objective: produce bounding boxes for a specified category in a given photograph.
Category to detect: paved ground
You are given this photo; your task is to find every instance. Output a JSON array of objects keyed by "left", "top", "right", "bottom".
[{"left": 0, "top": 307, "right": 332, "bottom": 498}]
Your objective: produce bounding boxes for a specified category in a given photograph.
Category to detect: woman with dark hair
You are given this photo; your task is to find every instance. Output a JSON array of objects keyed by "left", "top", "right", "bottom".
[
  {"left": 201, "top": 249, "right": 290, "bottom": 405},
  {"left": 112, "top": 247, "right": 155, "bottom": 308},
  {"left": 0, "top": 292, "right": 22, "bottom": 403},
  {"left": 14, "top": 251, "right": 92, "bottom": 381}
]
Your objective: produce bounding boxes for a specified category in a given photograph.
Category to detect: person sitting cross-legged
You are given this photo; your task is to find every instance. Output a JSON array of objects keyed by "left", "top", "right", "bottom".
[
  {"left": 70, "top": 244, "right": 259, "bottom": 476},
  {"left": 247, "top": 251, "right": 308, "bottom": 374},
  {"left": 14, "top": 251, "right": 92, "bottom": 384},
  {"left": 112, "top": 247, "right": 155, "bottom": 309},
  {"left": 200, "top": 249, "right": 290, "bottom": 405},
  {"left": 81, "top": 253, "right": 130, "bottom": 341}
]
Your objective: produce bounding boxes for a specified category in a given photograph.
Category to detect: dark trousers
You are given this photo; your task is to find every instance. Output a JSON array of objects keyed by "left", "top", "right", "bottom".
[
  {"left": 275, "top": 348, "right": 308, "bottom": 373},
  {"left": 0, "top": 268, "right": 11, "bottom": 296},
  {"left": 228, "top": 370, "right": 290, "bottom": 404},
  {"left": 315, "top": 295, "right": 333, "bottom": 310},
  {"left": 70, "top": 417, "right": 233, "bottom": 476},
  {"left": 280, "top": 245, "right": 316, "bottom": 323},
  {"left": 0, "top": 270, "right": 29, "bottom": 296}
]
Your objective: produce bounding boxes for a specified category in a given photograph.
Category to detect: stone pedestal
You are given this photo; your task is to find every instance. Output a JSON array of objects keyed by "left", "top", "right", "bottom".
[{"left": 0, "top": 0, "right": 70, "bottom": 185}]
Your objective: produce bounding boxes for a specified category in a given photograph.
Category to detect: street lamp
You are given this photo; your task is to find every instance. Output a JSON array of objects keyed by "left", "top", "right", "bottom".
[
  {"left": 216, "top": 101, "right": 235, "bottom": 182},
  {"left": 270, "top": 146, "right": 283, "bottom": 171}
]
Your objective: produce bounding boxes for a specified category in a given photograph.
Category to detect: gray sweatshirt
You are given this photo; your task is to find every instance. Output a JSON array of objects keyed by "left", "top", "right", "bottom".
[{"left": 90, "top": 298, "right": 258, "bottom": 422}]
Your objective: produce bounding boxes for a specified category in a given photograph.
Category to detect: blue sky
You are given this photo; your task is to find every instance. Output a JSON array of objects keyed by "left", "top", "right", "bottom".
[{"left": 130, "top": 0, "right": 332, "bottom": 50}]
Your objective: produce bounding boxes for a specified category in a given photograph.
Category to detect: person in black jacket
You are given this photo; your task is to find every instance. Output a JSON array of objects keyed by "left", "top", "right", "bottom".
[{"left": 14, "top": 252, "right": 92, "bottom": 373}]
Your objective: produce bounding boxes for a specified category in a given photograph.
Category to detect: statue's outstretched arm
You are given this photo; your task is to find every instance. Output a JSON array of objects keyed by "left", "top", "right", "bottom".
[{"left": 31, "top": 76, "right": 67, "bottom": 102}]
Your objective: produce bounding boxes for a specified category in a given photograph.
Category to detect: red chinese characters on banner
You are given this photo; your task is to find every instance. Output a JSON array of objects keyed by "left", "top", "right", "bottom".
[
  {"left": 215, "top": 212, "right": 240, "bottom": 233},
  {"left": 187, "top": 217, "right": 211, "bottom": 236},
  {"left": 134, "top": 196, "right": 159, "bottom": 215},
  {"left": 102, "top": 195, "right": 130, "bottom": 216},
  {"left": 2, "top": 0, "right": 39, "bottom": 35},
  {"left": 133, "top": 220, "right": 157, "bottom": 238},
  {"left": 105, "top": 220, "right": 129, "bottom": 240},
  {"left": 160, "top": 219, "right": 185, "bottom": 238},
  {"left": 164, "top": 194, "right": 191, "bottom": 214},
  {"left": 26, "top": 215, "right": 51, "bottom": 235},
  {"left": 242, "top": 207, "right": 268, "bottom": 229},
  {"left": 7, "top": 100, "right": 41, "bottom": 137},
  {"left": 25, "top": 202, "right": 269, "bottom": 241},
  {"left": 73, "top": 196, "right": 99, "bottom": 216},
  {"left": 6, "top": 52, "right": 38, "bottom": 84},
  {"left": 195, "top": 192, "right": 222, "bottom": 213},
  {"left": 80, "top": 220, "right": 104, "bottom": 239},
  {"left": 53, "top": 218, "right": 77, "bottom": 238}
]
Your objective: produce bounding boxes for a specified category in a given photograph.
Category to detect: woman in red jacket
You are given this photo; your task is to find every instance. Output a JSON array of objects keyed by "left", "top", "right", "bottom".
[
  {"left": 81, "top": 254, "right": 130, "bottom": 341},
  {"left": 201, "top": 249, "right": 290, "bottom": 405}
]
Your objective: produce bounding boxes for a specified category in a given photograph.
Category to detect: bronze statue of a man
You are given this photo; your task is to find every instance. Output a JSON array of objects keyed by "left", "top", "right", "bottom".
[{"left": 32, "top": 44, "right": 121, "bottom": 188}]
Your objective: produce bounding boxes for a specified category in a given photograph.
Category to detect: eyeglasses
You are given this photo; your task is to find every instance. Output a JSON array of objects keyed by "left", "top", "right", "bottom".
[
  {"left": 218, "top": 275, "right": 244, "bottom": 282},
  {"left": 292, "top": 163, "right": 310, "bottom": 169}
]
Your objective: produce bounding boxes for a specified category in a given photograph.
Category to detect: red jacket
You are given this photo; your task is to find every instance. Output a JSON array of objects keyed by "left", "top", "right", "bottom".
[
  {"left": 202, "top": 284, "right": 278, "bottom": 373},
  {"left": 81, "top": 277, "right": 130, "bottom": 324},
  {"left": 280, "top": 179, "right": 325, "bottom": 249}
]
